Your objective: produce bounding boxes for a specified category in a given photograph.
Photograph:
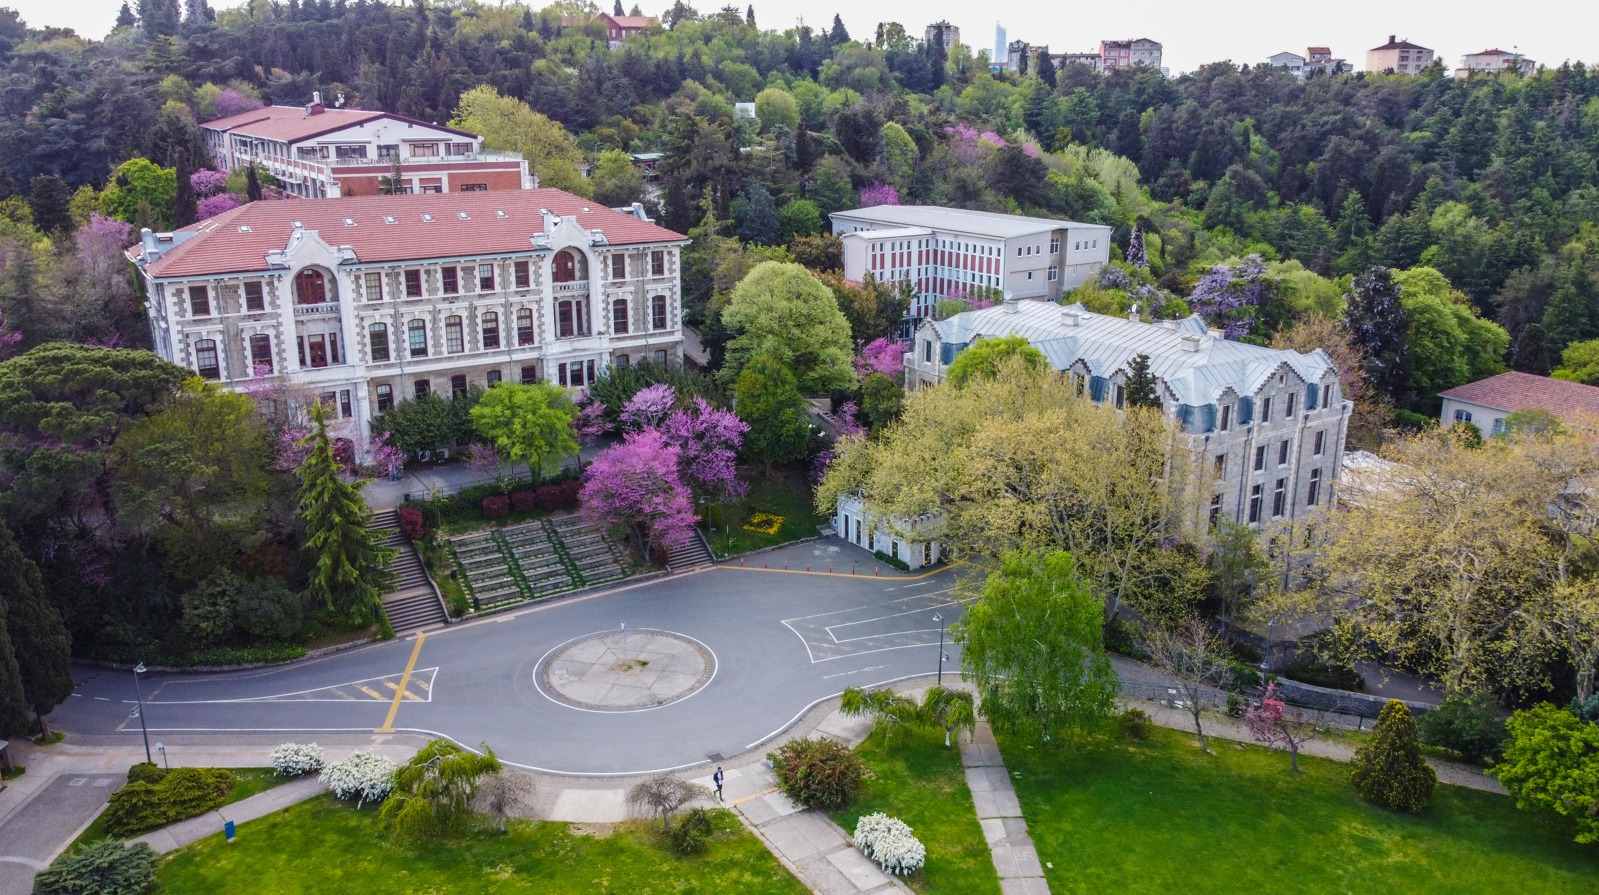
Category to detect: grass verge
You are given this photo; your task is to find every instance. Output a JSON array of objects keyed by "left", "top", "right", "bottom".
[
  {"left": 827, "top": 727, "right": 1001, "bottom": 895},
  {"left": 999, "top": 725, "right": 1599, "bottom": 894},
  {"left": 155, "top": 795, "right": 808, "bottom": 895},
  {"left": 708, "top": 465, "right": 827, "bottom": 556}
]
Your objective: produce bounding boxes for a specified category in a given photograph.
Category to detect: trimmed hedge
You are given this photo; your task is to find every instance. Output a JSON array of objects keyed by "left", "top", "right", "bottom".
[
  {"left": 872, "top": 550, "right": 910, "bottom": 572},
  {"left": 102, "top": 767, "right": 235, "bottom": 836},
  {"left": 535, "top": 480, "right": 582, "bottom": 510},
  {"left": 91, "top": 644, "right": 308, "bottom": 669},
  {"left": 126, "top": 762, "right": 166, "bottom": 785},
  {"left": 481, "top": 495, "right": 510, "bottom": 519},
  {"left": 510, "top": 490, "right": 537, "bottom": 513}
]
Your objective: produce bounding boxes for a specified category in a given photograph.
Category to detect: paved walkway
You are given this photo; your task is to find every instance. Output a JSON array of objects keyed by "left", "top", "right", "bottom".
[
  {"left": 363, "top": 443, "right": 610, "bottom": 509},
  {"left": 132, "top": 775, "right": 328, "bottom": 853},
  {"left": 960, "top": 721, "right": 1050, "bottom": 895}
]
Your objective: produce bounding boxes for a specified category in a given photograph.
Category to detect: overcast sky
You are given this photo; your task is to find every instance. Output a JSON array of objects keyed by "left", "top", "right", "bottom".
[{"left": 6, "top": 0, "right": 1590, "bottom": 76}]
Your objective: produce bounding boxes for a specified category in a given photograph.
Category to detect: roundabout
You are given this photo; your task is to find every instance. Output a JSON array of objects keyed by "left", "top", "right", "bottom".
[{"left": 536, "top": 629, "right": 716, "bottom": 712}]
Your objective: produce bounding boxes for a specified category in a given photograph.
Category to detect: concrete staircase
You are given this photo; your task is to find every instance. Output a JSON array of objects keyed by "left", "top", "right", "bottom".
[
  {"left": 666, "top": 528, "right": 715, "bottom": 572},
  {"left": 369, "top": 509, "right": 449, "bottom": 632}
]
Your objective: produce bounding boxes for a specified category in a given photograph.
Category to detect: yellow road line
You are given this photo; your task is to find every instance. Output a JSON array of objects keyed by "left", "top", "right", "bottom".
[
  {"left": 410, "top": 677, "right": 431, "bottom": 691},
  {"left": 376, "top": 633, "right": 426, "bottom": 733},
  {"left": 713, "top": 562, "right": 960, "bottom": 580},
  {"left": 355, "top": 685, "right": 386, "bottom": 700}
]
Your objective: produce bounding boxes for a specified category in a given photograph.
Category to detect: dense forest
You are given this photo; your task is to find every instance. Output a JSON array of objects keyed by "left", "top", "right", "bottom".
[{"left": 2, "top": 0, "right": 1599, "bottom": 670}]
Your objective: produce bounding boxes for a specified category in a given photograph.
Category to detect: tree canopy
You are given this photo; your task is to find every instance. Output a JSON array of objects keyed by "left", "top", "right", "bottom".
[{"left": 720, "top": 261, "right": 857, "bottom": 394}]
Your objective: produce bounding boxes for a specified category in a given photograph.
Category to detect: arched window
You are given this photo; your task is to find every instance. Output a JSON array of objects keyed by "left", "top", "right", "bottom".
[
  {"left": 195, "top": 339, "right": 220, "bottom": 379},
  {"left": 295, "top": 268, "right": 328, "bottom": 305},
  {"left": 481, "top": 312, "right": 500, "bottom": 350},
  {"left": 445, "top": 315, "right": 464, "bottom": 353},
  {"left": 651, "top": 295, "right": 668, "bottom": 330},
  {"left": 368, "top": 323, "right": 390, "bottom": 363},
  {"left": 612, "top": 299, "right": 629, "bottom": 334},
  {"left": 407, "top": 319, "right": 428, "bottom": 357},
  {"left": 552, "top": 249, "right": 588, "bottom": 283}
]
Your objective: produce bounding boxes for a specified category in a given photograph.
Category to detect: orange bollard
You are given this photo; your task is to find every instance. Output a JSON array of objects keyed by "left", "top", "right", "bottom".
[
  {"left": 806, "top": 565, "right": 810, "bottom": 572},
  {"left": 874, "top": 567, "right": 879, "bottom": 576}
]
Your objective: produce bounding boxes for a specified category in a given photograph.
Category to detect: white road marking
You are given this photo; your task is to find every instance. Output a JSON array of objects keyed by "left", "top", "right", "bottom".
[
  {"left": 821, "top": 665, "right": 889, "bottom": 679},
  {"left": 152, "top": 667, "right": 439, "bottom": 704}
]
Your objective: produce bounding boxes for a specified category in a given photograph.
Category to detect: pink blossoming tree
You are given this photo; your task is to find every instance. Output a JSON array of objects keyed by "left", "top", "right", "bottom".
[
  {"left": 1245, "top": 681, "right": 1319, "bottom": 773},
  {"left": 620, "top": 383, "right": 676, "bottom": 431},
  {"left": 198, "top": 193, "right": 244, "bottom": 220},
  {"left": 858, "top": 182, "right": 900, "bottom": 208},
  {"left": 580, "top": 428, "right": 699, "bottom": 553},
  {"left": 854, "top": 337, "right": 903, "bottom": 380},
  {"left": 662, "top": 396, "right": 749, "bottom": 502},
  {"left": 190, "top": 168, "right": 229, "bottom": 197}
]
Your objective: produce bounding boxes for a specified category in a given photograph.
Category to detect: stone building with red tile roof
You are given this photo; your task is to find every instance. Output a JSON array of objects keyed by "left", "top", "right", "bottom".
[
  {"left": 1439, "top": 371, "right": 1599, "bottom": 436},
  {"left": 129, "top": 190, "right": 688, "bottom": 458},
  {"left": 201, "top": 95, "right": 534, "bottom": 200}
]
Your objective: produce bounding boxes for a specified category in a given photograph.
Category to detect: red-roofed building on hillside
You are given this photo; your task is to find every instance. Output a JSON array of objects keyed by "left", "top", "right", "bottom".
[
  {"left": 598, "top": 13, "right": 658, "bottom": 47},
  {"left": 1366, "top": 35, "right": 1435, "bottom": 74},
  {"left": 1439, "top": 371, "right": 1599, "bottom": 436},
  {"left": 201, "top": 94, "right": 535, "bottom": 200},
  {"left": 128, "top": 189, "right": 687, "bottom": 458}
]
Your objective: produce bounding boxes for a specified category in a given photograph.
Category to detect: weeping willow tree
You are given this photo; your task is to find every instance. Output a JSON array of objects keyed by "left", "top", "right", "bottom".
[{"left": 380, "top": 739, "right": 503, "bottom": 839}]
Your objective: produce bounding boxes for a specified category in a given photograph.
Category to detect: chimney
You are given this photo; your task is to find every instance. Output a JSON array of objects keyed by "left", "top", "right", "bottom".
[
  {"left": 1180, "top": 334, "right": 1202, "bottom": 352},
  {"left": 313, "top": 90, "right": 322, "bottom": 106},
  {"left": 1061, "top": 308, "right": 1080, "bottom": 326},
  {"left": 1389, "top": 34, "right": 1396, "bottom": 44},
  {"left": 1002, "top": 297, "right": 1019, "bottom": 314}
]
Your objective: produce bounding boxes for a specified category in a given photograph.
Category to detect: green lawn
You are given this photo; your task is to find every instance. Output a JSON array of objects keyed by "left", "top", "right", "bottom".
[
  {"left": 828, "top": 727, "right": 1001, "bottom": 895},
  {"left": 156, "top": 795, "right": 808, "bottom": 895},
  {"left": 707, "top": 465, "right": 827, "bottom": 556},
  {"left": 71, "top": 767, "right": 289, "bottom": 851},
  {"left": 999, "top": 726, "right": 1599, "bottom": 894}
]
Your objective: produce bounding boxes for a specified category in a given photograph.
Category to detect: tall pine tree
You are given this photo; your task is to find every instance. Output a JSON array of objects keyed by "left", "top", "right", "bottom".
[
  {"left": 297, "top": 403, "right": 394, "bottom": 627},
  {"left": 0, "top": 523, "right": 72, "bottom": 739},
  {"left": 1343, "top": 267, "right": 1410, "bottom": 405},
  {"left": 1124, "top": 354, "right": 1161, "bottom": 408}
]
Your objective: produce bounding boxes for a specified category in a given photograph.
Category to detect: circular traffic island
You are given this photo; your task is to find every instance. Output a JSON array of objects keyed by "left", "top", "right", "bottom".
[{"left": 536, "top": 629, "right": 714, "bottom": 712}]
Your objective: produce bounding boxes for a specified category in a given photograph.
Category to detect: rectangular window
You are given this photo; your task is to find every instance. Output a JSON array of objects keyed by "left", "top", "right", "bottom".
[
  {"left": 304, "top": 334, "right": 329, "bottom": 368},
  {"left": 1307, "top": 468, "right": 1322, "bottom": 506},
  {"left": 486, "top": 369, "right": 501, "bottom": 386},
  {"left": 189, "top": 285, "right": 211, "bottom": 317},
  {"left": 364, "top": 272, "right": 383, "bottom": 301},
  {"left": 1278, "top": 440, "right": 1290, "bottom": 466},
  {"left": 651, "top": 251, "right": 665, "bottom": 276},
  {"left": 651, "top": 295, "right": 668, "bottom": 330},
  {"left": 1048, "top": 266, "right": 1058, "bottom": 282},
  {"left": 616, "top": 354, "right": 630, "bottom": 369},
  {"left": 1272, "top": 478, "right": 1287, "bottom": 518},
  {"left": 405, "top": 269, "right": 423, "bottom": 298},
  {"left": 1313, "top": 430, "right": 1325, "bottom": 456},
  {"left": 376, "top": 384, "right": 393, "bottom": 413},
  {"left": 610, "top": 254, "right": 626, "bottom": 280},
  {"left": 369, "top": 323, "right": 390, "bottom": 362},
  {"left": 587, "top": 359, "right": 597, "bottom": 384},
  {"left": 195, "top": 339, "right": 220, "bottom": 379},
  {"left": 441, "top": 267, "right": 458, "bottom": 295},
  {"left": 520, "top": 364, "right": 538, "bottom": 384},
  {"left": 1261, "top": 396, "right": 1273, "bottom": 423},
  {"left": 445, "top": 316, "right": 464, "bottom": 353},
  {"left": 1114, "top": 384, "right": 1125, "bottom": 410},
  {"left": 249, "top": 334, "right": 273, "bottom": 372},
  {"left": 459, "top": 183, "right": 488, "bottom": 192},
  {"left": 613, "top": 300, "right": 629, "bottom": 334},
  {"left": 1220, "top": 404, "right": 1232, "bottom": 431},
  {"left": 339, "top": 390, "right": 353, "bottom": 418},
  {"left": 451, "top": 374, "right": 468, "bottom": 398},
  {"left": 1248, "top": 484, "right": 1263, "bottom": 523},
  {"left": 923, "top": 341, "right": 932, "bottom": 363},
  {"left": 516, "top": 309, "right": 535, "bottom": 346},
  {"left": 1254, "top": 445, "right": 1266, "bottom": 471},
  {"left": 1209, "top": 493, "right": 1223, "bottom": 526},
  {"left": 414, "top": 379, "right": 431, "bottom": 399},
  {"left": 1492, "top": 418, "right": 1508, "bottom": 436},
  {"left": 482, "top": 312, "right": 500, "bottom": 350},
  {"left": 514, "top": 261, "right": 530, "bottom": 289},
  {"left": 1286, "top": 392, "right": 1297, "bottom": 418},
  {"left": 244, "top": 281, "right": 265, "bottom": 312},
  {"left": 478, "top": 263, "right": 494, "bottom": 291},
  {"left": 410, "top": 143, "right": 439, "bottom": 157},
  {"left": 1213, "top": 454, "right": 1226, "bottom": 477},
  {"left": 557, "top": 302, "right": 574, "bottom": 338},
  {"left": 1049, "top": 237, "right": 1060, "bottom": 253},
  {"left": 558, "top": 363, "right": 568, "bottom": 387},
  {"left": 407, "top": 319, "right": 428, "bottom": 357}
]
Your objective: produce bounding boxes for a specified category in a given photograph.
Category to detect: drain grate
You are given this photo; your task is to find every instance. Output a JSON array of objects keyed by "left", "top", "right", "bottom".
[{"left": 706, "top": 752, "right": 725, "bottom": 762}]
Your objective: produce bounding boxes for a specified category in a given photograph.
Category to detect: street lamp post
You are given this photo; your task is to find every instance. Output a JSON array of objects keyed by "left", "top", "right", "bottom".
[
  {"left": 932, "top": 612, "right": 947, "bottom": 686},
  {"left": 155, "top": 742, "right": 168, "bottom": 770},
  {"left": 132, "top": 663, "right": 152, "bottom": 765}
]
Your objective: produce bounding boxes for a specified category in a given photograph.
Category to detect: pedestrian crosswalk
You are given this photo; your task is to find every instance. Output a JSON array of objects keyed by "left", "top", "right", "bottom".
[
  {"left": 781, "top": 592, "right": 965, "bottom": 662},
  {"left": 221, "top": 667, "right": 438, "bottom": 703}
]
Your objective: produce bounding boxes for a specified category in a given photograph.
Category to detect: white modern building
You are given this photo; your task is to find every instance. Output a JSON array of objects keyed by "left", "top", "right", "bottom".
[
  {"left": 1268, "top": 51, "right": 1307, "bottom": 77},
  {"left": 831, "top": 206, "right": 1112, "bottom": 318},
  {"left": 127, "top": 189, "right": 688, "bottom": 458},
  {"left": 833, "top": 493, "right": 944, "bottom": 570},
  {"left": 905, "top": 300, "right": 1352, "bottom": 528},
  {"left": 1455, "top": 48, "right": 1536, "bottom": 77},
  {"left": 201, "top": 97, "right": 534, "bottom": 199}
]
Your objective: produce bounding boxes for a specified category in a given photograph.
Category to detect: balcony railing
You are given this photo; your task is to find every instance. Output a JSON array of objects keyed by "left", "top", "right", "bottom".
[
  {"left": 328, "top": 150, "right": 528, "bottom": 168},
  {"left": 552, "top": 280, "right": 590, "bottom": 294},
  {"left": 293, "top": 302, "right": 341, "bottom": 317}
]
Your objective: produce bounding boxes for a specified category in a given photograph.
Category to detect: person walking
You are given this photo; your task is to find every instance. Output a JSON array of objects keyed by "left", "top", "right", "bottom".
[{"left": 713, "top": 766, "right": 725, "bottom": 802}]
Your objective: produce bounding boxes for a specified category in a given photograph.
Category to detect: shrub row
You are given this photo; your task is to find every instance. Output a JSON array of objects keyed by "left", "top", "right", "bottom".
[
  {"left": 90, "top": 644, "right": 308, "bottom": 669},
  {"left": 103, "top": 767, "right": 235, "bottom": 837},
  {"left": 872, "top": 550, "right": 910, "bottom": 572}
]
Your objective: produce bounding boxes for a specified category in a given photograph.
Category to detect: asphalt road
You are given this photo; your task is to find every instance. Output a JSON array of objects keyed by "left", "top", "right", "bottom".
[
  {"left": 0, "top": 773, "right": 122, "bottom": 895},
  {"left": 54, "top": 556, "right": 969, "bottom": 776}
]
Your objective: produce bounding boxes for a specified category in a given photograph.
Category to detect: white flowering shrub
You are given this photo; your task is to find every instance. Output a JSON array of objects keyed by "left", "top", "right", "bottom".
[
  {"left": 319, "top": 750, "right": 398, "bottom": 806},
  {"left": 852, "top": 812, "right": 926, "bottom": 876},
  {"left": 270, "top": 743, "right": 325, "bottom": 778}
]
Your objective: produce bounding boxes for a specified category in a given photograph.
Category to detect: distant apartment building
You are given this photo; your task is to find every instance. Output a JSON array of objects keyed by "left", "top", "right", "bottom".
[
  {"left": 1366, "top": 35, "right": 1436, "bottom": 74},
  {"left": 1056, "top": 51, "right": 1103, "bottom": 72},
  {"left": 1304, "top": 47, "right": 1353, "bottom": 77},
  {"left": 905, "top": 300, "right": 1352, "bottom": 528},
  {"left": 1268, "top": 51, "right": 1307, "bottom": 77},
  {"left": 127, "top": 190, "right": 688, "bottom": 458},
  {"left": 202, "top": 97, "right": 533, "bottom": 200},
  {"left": 1455, "top": 48, "right": 1536, "bottom": 77},
  {"left": 1006, "top": 40, "right": 1049, "bottom": 72},
  {"left": 994, "top": 23, "right": 1007, "bottom": 66},
  {"left": 1099, "top": 38, "right": 1163, "bottom": 71},
  {"left": 925, "top": 21, "right": 959, "bottom": 49},
  {"left": 831, "top": 206, "right": 1112, "bottom": 318}
]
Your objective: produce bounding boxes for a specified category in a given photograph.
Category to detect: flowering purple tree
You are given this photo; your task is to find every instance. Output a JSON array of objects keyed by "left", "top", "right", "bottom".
[
  {"left": 190, "top": 168, "right": 229, "bottom": 197},
  {"left": 1245, "top": 681, "right": 1319, "bottom": 773},
  {"left": 212, "top": 88, "right": 264, "bottom": 120},
  {"left": 858, "top": 182, "right": 900, "bottom": 208},
  {"left": 854, "top": 337, "right": 903, "bottom": 380},
  {"left": 580, "top": 428, "right": 699, "bottom": 553},
  {"left": 662, "top": 396, "right": 749, "bottom": 502},
  {"left": 1186, "top": 254, "right": 1274, "bottom": 340},
  {"left": 619, "top": 383, "right": 676, "bottom": 431},
  {"left": 197, "top": 193, "right": 244, "bottom": 220},
  {"left": 0, "top": 311, "right": 20, "bottom": 357},
  {"left": 1126, "top": 225, "right": 1148, "bottom": 269},
  {"left": 809, "top": 448, "right": 835, "bottom": 485},
  {"left": 370, "top": 429, "right": 405, "bottom": 480},
  {"left": 836, "top": 401, "right": 865, "bottom": 438},
  {"left": 569, "top": 398, "right": 609, "bottom": 468},
  {"left": 465, "top": 442, "right": 501, "bottom": 475}
]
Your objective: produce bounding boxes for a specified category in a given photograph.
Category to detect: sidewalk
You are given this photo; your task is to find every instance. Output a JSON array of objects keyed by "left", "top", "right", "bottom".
[
  {"left": 960, "top": 721, "right": 1050, "bottom": 895},
  {"left": 363, "top": 443, "right": 609, "bottom": 510},
  {"left": 133, "top": 776, "right": 327, "bottom": 853}
]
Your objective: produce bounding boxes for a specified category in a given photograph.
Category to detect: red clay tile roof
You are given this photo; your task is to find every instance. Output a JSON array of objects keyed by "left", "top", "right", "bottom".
[
  {"left": 1307, "top": 46, "right": 1332, "bottom": 55},
  {"left": 1439, "top": 371, "right": 1599, "bottom": 422},
  {"left": 607, "top": 14, "right": 657, "bottom": 28},
  {"left": 200, "top": 106, "right": 475, "bottom": 144},
  {"left": 143, "top": 190, "right": 686, "bottom": 279}
]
